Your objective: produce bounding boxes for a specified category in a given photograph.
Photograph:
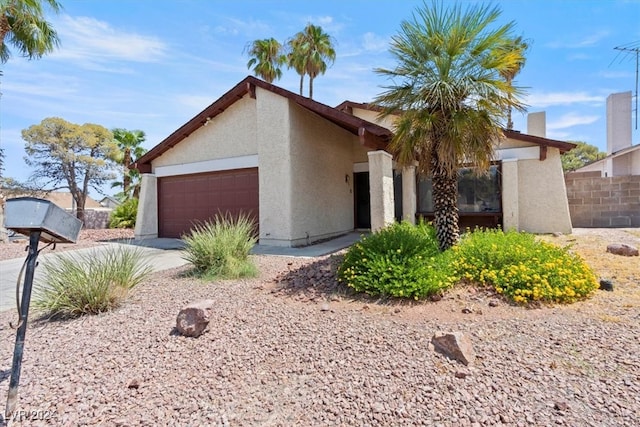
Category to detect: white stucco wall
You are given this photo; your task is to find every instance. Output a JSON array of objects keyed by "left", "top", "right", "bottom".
[
  {"left": 516, "top": 147, "right": 572, "bottom": 233},
  {"left": 287, "top": 103, "right": 357, "bottom": 245},
  {"left": 632, "top": 149, "right": 640, "bottom": 175},
  {"left": 255, "top": 87, "right": 293, "bottom": 246},
  {"left": 152, "top": 95, "right": 258, "bottom": 169}
]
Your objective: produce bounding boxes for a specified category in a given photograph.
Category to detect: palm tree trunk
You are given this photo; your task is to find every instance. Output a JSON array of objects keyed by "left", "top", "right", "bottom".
[
  {"left": 123, "top": 148, "right": 131, "bottom": 196},
  {"left": 431, "top": 156, "right": 459, "bottom": 250},
  {"left": 309, "top": 76, "right": 314, "bottom": 99},
  {"left": 299, "top": 74, "right": 304, "bottom": 96}
]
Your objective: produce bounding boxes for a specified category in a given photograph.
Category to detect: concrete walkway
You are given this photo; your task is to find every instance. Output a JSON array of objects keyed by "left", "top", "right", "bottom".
[{"left": 0, "top": 232, "right": 364, "bottom": 313}]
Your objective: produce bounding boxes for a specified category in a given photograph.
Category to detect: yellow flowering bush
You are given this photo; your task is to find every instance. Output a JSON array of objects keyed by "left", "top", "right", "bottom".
[
  {"left": 451, "top": 229, "right": 598, "bottom": 304},
  {"left": 338, "top": 221, "right": 456, "bottom": 299}
]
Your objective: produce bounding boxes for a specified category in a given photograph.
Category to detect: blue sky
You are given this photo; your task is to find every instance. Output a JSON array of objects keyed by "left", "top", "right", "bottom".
[{"left": 1, "top": 0, "right": 639, "bottom": 197}]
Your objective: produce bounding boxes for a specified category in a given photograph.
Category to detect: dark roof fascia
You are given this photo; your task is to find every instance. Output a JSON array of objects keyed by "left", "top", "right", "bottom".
[
  {"left": 133, "top": 77, "right": 392, "bottom": 172},
  {"left": 503, "top": 130, "right": 576, "bottom": 154}
]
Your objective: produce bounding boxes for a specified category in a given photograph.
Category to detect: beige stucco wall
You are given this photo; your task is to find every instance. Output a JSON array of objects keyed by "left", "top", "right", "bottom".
[
  {"left": 287, "top": 102, "right": 357, "bottom": 245},
  {"left": 151, "top": 95, "right": 258, "bottom": 170},
  {"left": 632, "top": 149, "right": 640, "bottom": 175},
  {"left": 351, "top": 107, "right": 397, "bottom": 131},
  {"left": 255, "top": 87, "right": 293, "bottom": 246},
  {"left": 515, "top": 147, "right": 572, "bottom": 233},
  {"left": 134, "top": 173, "right": 158, "bottom": 239}
]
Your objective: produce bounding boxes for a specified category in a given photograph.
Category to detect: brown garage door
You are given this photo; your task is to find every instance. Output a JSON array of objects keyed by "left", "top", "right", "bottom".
[{"left": 158, "top": 168, "right": 259, "bottom": 238}]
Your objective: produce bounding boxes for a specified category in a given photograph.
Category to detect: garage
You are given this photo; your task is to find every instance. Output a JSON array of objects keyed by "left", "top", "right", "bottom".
[{"left": 157, "top": 168, "right": 259, "bottom": 238}]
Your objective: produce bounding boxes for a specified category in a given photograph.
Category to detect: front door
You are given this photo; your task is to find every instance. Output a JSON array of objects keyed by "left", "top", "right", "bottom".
[{"left": 354, "top": 172, "right": 370, "bottom": 229}]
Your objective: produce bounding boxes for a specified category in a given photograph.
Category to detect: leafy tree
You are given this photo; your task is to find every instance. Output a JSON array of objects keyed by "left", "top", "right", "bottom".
[
  {"left": 111, "top": 128, "right": 147, "bottom": 200},
  {"left": 499, "top": 36, "right": 529, "bottom": 130},
  {"left": 22, "top": 117, "right": 118, "bottom": 223},
  {"left": 288, "top": 24, "right": 336, "bottom": 99},
  {"left": 561, "top": 141, "right": 605, "bottom": 172},
  {"left": 0, "top": 0, "right": 61, "bottom": 243},
  {"left": 374, "top": 2, "right": 526, "bottom": 250},
  {"left": 0, "top": 0, "right": 61, "bottom": 62},
  {"left": 245, "top": 37, "right": 286, "bottom": 84}
]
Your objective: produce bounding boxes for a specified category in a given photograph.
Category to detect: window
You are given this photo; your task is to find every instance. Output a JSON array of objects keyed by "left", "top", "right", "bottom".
[{"left": 417, "top": 164, "right": 502, "bottom": 213}]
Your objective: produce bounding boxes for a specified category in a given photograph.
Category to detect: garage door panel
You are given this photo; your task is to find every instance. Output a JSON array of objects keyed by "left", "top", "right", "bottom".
[{"left": 158, "top": 168, "right": 259, "bottom": 238}]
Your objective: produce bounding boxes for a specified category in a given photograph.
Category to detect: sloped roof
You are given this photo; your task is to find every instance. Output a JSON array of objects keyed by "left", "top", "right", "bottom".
[
  {"left": 336, "top": 101, "right": 576, "bottom": 154},
  {"left": 575, "top": 143, "right": 640, "bottom": 171},
  {"left": 133, "top": 76, "right": 393, "bottom": 173}
]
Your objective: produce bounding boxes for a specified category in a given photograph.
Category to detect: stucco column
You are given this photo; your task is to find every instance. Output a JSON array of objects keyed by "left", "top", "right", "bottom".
[
  {"left": 134, "top": 173, "right": 158, "bottom": 239},
  {"left": 368, "top": 150, "right": 395, "bottom": 232},
  {"left": 501, "top": 159, "right": 519, "bottom": 231},
  {"left": 401, "top": 165, "right": 417, "bottom": 224}
]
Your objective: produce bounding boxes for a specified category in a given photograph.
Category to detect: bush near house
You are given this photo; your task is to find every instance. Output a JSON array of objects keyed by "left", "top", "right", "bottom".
[
  {"left": 338, "top": 221, "right": 457, "bottom": 299},
  {"left": 109, "top": 198, "right": 138, "bottom": 229},
  {"left": 182, "top": 213, "right": 258, "bottom": 280},
  {"left": 339, "top": 223, "right": 598, "bottom": 305},
  {"left": 34, "top": 245, "right": 152, "bottom": 318},
  {"left": 451, "top": 229, "right": 598, "bottom": 304}
]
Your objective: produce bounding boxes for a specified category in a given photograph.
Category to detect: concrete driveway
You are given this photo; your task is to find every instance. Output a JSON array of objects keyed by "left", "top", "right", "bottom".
[{"left": 0, "top": 233, "right": 363, "bottom": 313}]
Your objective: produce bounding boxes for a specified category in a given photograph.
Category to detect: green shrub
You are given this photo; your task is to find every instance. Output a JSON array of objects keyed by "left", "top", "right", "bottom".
[
  {"left": 34, "top": 244, "right": 152, "bottom": 318},
  {"left": 338, "top": 221, "right": 456, "bottom": 299},
  {"left": 109, "top": 198, "right": 138, "bottom": 229},
  {"left": 451, "top": 229, "right": 598, "bottom": 304},
  {"left": 182, "top": 213, "right": 258, "bottom": 279}
]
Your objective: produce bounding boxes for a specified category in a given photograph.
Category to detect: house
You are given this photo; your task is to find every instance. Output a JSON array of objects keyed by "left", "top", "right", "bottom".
[
  {"left": 100, "top": 196, "right": 121, "bottom": 209},
  {"left": 133, "top": 76, "right": 575, "bottom": 246},
  {"left": 565, "top": 91, "right": 640, "bottom": 227}
]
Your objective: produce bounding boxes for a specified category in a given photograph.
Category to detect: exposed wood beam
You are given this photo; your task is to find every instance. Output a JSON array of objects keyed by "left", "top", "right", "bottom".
[
  {"left": 247, "top": 82, "right": 256, "bottom": 99},
  {"left": 539, "top": 145, "right": 547, "bottom": 161}
]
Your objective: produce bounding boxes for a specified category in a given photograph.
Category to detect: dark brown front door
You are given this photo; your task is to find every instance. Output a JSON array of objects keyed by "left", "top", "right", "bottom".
[{"left": 158, "top": 168, "right": 259, "bottom": 238}]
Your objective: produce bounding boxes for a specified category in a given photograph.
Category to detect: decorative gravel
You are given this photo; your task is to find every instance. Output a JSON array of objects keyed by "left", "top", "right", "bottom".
[{"left": 1, "top": 248, "right": 639, "bottom": 426}]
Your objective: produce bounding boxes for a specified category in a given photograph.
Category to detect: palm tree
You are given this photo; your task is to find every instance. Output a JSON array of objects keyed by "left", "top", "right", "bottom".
[
  {"left": 0, "top": 0, "right": 61, "bottom": 243},
  {"left": 288, "top": 24, "right": 336, "bottom": 99},
  {"left": 0, "top": 0, "right": 61, "bottom": 63},
  {"left": 499, "top": 36, "right": 529, "bottom": 130},
  {"left": 245, "top": 37, "right": 285, "bottom": 84},
  {"left": 111, "top": 128, "right": 147, "bottom": 200},
  {"left": 374, "top": 2, "right": 526, "bottom": 250}
]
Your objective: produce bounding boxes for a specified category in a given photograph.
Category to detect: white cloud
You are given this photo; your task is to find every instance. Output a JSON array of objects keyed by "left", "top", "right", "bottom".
[
  {"left": 547, "top": 30, "right": 610, "bottom": 49},
  {"left": 300, "top": 15, "right": 344, "bottom": 34},
  {"left": 526, "top": 91, "right": 605, "bottom": 108},
  {"left": 50, "top": 15, "right": 168, "bottom": 67},
  {"left": 599, "top": 70, "right": 635, "bottom": 79},
  {"left": 213, "top": 17, "right": 272, "bottom": 37},
  {"left": 547, "top": 113, "right": 600, "bottom": 130},
  {"left": 362, "top": 32, "right": 389, "bottom": 52}
]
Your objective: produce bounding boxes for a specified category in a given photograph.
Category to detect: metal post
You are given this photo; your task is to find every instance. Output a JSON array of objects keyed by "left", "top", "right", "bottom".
[{"left": 5, "top": 231, "right": 42, "bottom": 417}]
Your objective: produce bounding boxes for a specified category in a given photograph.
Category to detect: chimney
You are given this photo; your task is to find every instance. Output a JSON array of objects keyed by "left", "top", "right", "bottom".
[
  {"left": 606, "top": 91, "right": 632, "bottom": 155},
  {"left": 527, "top": 111, "right": 546, "bottom": 138}
]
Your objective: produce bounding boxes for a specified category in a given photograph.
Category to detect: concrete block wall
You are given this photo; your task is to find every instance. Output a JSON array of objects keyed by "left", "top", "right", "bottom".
[{"left": 565, "top": 171, "right": 640, "bottom": 227}]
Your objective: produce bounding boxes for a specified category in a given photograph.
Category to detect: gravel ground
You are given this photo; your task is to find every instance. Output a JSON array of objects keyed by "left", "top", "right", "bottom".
[{"left": 0, "top": 229, "right": 639, "bottom": 426}]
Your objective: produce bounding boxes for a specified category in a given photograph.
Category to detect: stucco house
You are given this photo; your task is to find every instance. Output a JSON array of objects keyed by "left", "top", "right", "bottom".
[{"left": 133, "top": 76, "right": 575, "bottom": 246}]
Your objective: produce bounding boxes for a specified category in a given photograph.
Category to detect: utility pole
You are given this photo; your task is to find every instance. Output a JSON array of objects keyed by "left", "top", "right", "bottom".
[{"left": 614, "top": 45, "right": 639, "bottom": 129}]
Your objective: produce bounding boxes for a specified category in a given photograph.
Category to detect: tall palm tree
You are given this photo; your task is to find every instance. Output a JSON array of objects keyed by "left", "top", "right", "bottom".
[
  {"left": 374, "top": 2, "right": 526, "bottom": 250},
  {"left": 0, "top": 0, "right": 61, "bottom": 63},
  {"left": 111, "top": 128, "right": 147, "bottom": 200},
  {"left": 245, "top": 37, "right": 285, "bottom": 84},
  {"left": 288, "top": 24, "right": 336, "bottom": 99},
  {"left": 499, "top": 36, "right": 529, "bottom": 130}
]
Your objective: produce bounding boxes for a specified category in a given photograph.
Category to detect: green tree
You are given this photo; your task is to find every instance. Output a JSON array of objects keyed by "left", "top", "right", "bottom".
[
  {"left": 561, "top": 141, "right": 605, "bottom": 172},
  {"left": 288, "top": 24, "right": 336, "bottom": 99},
  {"left": 22, "top": 117, "right": 118, "bottom": 223},
  {"left": 0, "top": 0, "right": 61, "bottom": 62},
  {"left": 111, "top": 128, "right": 147, "bottom": 200},
  {"left": 246, "top": 37, "right": 286, "bottom": 84},
  {"left": 374, "top": 1, "right": 526, "bottom": 250},
  {"left": 499, "top": 36, "right": 529, "bottom": 130}
]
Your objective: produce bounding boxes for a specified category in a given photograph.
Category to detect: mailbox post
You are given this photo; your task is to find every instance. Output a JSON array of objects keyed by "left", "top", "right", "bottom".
[{"left": 3, "top": 197, "right": 82, "bottom": 417}]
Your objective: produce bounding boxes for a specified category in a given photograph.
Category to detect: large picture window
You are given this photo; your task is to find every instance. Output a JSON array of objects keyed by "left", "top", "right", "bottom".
[{"left": 417, "top": 164, "right": 502, "bottom": 214}]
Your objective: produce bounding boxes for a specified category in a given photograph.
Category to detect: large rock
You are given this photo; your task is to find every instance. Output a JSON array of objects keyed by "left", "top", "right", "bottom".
[
  {"left": 431, "top": 331, "right": 476, "bottom": 366},
  {"left": 606, "top": 243, "right": 639, "bottom": 257},
  {"left": 176, "top": 299, "right": 215, "bottom": 337}
]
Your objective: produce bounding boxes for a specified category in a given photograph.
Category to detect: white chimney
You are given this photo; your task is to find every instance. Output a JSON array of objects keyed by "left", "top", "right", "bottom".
[
  {"left": 606, "top": 91, "right": 632, "bottom": 155},
  {"left": 527, "top": 111, "right": 546, "bottom": 138}
]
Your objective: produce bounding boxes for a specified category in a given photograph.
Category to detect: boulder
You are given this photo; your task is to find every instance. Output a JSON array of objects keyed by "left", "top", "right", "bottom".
[
  {"left": 431, "top": 331, "right": 476, "bottom": 366},
  {"left": 606, "top": 243, "right": 639, "bottom": 257},
  {"left": 176, "top": 299, "right": 215, "bottom": 337}
]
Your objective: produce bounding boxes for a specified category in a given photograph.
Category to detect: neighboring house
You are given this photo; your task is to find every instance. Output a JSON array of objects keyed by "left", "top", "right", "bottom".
[
  {"left": 100, "top": 196, "right": 121, "bottom": 209},
  {"left": 566, "top": 91, "right": 640, "bottom": 227},
  {"left": 43, "top": 192, "right": 103, "bottom": 210},
  {"left": 133, "top": 76, "right": 575, "bottom": 246}
]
